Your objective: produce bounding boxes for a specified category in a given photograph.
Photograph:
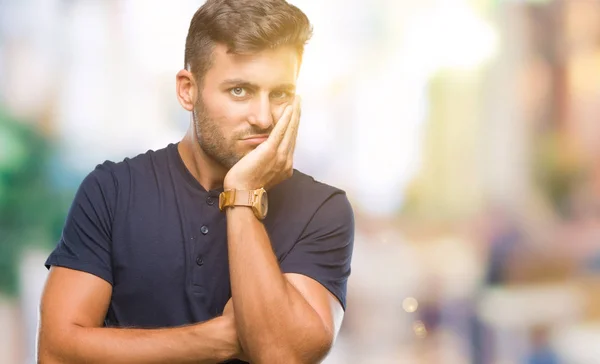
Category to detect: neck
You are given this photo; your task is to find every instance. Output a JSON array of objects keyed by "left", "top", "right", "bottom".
[{"left": 178, "top": 128, "right": 228, "bottom": 191}]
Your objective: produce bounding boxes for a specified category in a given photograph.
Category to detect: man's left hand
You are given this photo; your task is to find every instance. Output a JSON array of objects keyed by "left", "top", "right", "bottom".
[{"left": 223, "top": 96, "right": 301, "bottom": 191}]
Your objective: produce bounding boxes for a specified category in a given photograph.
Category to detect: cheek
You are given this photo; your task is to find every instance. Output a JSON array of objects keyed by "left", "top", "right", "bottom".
[
  {"left": 202, "top": 93, "right": 246, "bottom": 129},
  {"left": 222, "top": 101, "right": 251, "bottom": 121},
  {"left": 271, "top": 103, "right": 289, "bottom": 122},
  {"left": 212, "top": 93, "right": 250, "bottom": 121}
]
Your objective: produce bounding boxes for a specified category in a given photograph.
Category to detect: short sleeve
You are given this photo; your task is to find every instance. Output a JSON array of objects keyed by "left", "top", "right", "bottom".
[
  {"left": 45, "top": 163, "right": 117, "bottom": 285},
  {"left": 280, "top": 192, "right": 355, "bottom": 310}
]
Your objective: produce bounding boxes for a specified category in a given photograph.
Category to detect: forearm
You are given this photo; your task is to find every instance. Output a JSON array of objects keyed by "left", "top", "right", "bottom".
[
  {"left": 226, "top": 207, "right": 330, "bottom": 363},
  {"left": 38, "top": 316, "right": 237, "bottom": 364}
]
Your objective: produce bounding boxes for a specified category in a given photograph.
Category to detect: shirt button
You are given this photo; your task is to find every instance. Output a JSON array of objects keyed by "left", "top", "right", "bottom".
[
  {"left": 200, "top": 225, "right": 209, "bottom": 235},
  {"left": 206, "top": 196, "right": 215, "bottom": 206},
  {"left": 196, "top": 256, "right": 204, "bottom": 266}
]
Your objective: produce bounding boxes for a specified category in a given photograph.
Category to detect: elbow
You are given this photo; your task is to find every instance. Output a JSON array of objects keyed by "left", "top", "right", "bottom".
[
  {"left": 303, "top": 328, "right": 334, "bottom": 363},
  {"left": 251, "top": 326, "right": 334, "bottom": 364},
  {"left": 37, "top": 329, "right": 53, "bottom": 363},
  {"left": 37, "top": 340, "right": 61, "bottom": 364},
  {"left": 37, "top": 353, "right": 59, "bottom": 364},
  {"left": 37, "top": 325, "right": 75, "bottom": 364}
]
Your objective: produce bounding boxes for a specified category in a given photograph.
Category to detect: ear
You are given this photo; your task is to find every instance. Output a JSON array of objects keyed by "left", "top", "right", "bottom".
[{"left": 176, "top": 69, "right": 197, "bottom": 111}]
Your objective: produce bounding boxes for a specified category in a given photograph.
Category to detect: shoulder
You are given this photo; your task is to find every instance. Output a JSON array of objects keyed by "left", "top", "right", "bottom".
[
  {"left": 98, "top": 144, "right": 172, "bottom": 178},
  {"left": 276, "top": 169, "right": 345, "bottom": 199},
  {"left": 269, "top": 169, "right": 354, "bottom": 225},
  {"left": 85, "top": 144, "right": 173, "bottom": 186},
  {"left": 76, "top": 144, "right": 174, "bottom": 211}
]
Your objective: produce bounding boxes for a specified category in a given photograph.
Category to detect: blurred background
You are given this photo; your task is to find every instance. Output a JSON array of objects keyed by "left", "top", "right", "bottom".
[{"left": 1, "top": 0, "right": 600, "bottom": 363}]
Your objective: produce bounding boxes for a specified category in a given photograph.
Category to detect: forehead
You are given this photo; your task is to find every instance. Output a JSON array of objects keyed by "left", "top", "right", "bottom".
[{"left": 203, "top": 44, "right": 299, "bottom": 88}]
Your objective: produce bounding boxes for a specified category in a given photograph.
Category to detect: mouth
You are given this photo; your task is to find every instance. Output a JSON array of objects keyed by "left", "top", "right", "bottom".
[{"left": 241, "top": 135, "right": 269, "bottom": 144}]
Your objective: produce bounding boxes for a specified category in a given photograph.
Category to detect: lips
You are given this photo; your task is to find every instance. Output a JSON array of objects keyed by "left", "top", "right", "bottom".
[
  {"left": 241, "top": 135, "right": 269, "bottom": 145},
  {"left": 243, "top": 134, "right": 269, "bottom": 140}
]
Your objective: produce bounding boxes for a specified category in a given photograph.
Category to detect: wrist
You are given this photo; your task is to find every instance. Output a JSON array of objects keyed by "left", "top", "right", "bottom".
[
  {"left": 220, "top": 187, "right": 269, "bottom": 220},
  {"left": 225, "top": 205, "right": 256, "bottom": 218},
  {"left": 223, "top": 176, "right": 262, "bottom": 191},
  {"left": 223, "top": 183, "right": 256, "bottom": 191},
  {"left": 190, "top": 317, "right": 239, "bottom": 362}
]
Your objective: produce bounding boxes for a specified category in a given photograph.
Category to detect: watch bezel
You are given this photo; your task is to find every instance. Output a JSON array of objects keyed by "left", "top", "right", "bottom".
[{"left": 252, "top": 188, "right": 268, "bottom": 220}]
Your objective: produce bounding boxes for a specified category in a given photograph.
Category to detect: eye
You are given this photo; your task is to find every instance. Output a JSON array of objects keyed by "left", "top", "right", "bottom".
[
  {"left": 230, "top": 87, "right": 247, "bottom": 98},
  {"left": 271, "top": 91, "right": 291, "bottom": 100}
]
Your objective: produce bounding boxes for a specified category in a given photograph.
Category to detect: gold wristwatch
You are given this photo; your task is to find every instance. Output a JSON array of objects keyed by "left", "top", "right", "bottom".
[{"left": 219, "top": 187, "right": 269, "bottom": 220}]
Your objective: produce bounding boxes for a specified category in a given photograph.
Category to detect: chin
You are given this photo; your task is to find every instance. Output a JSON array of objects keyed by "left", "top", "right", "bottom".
[{"left": 225, "top": 153, "right": 245, "bottom": 168}]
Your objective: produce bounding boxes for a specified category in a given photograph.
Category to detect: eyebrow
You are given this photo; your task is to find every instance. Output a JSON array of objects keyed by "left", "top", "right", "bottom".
[{"left": 221, "top": 79, "right": 296, "bottom": 91}]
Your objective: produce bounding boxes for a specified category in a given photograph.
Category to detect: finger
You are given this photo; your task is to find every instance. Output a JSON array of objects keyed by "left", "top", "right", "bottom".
[
  {"left": 289, "top": 123, "right": 298, "bottom": 156},
  {"left": 287, "top": 121, "right": 299, "bottom": 174},
  {"left": 267, "top": 104, "right": 293, "bottom": 147},
  {"left": 291, "top": 100, "right": 301, "bottom": 154},
  {"left": 287, "top": 110, "right": 300, "bottom": 161},
  {"left": 278, "top": 96, "right": 301, "bottom": 155}
]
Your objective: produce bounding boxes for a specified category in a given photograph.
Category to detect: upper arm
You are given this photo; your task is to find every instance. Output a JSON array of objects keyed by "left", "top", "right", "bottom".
[
  {"left": 284, "top": 273, "right": 344, "bottom": 339},
  {"left": 38, "top": 267, "right": 112, "bottom": 360},
  {"left": 280, "top": 191, "right": 354, "bottom": 346},
  {"left": 280, "top": 192, "right": 355, "bottom": 310},
  {"left": 41, "top": 266, "right": 113, "bottom": 329},
  {"left": 39, "top": 164, "right": 117, "bottom": 356}
]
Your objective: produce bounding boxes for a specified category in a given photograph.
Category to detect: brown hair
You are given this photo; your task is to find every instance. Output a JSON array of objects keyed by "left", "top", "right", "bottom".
[{"left": 184, "top": 0, "right": 313, "bottom": 82}]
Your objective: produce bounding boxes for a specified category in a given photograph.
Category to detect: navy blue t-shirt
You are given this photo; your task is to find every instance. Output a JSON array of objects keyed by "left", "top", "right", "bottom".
[{"left": 45, "top": 143, "right": 354, "bottom": 360}]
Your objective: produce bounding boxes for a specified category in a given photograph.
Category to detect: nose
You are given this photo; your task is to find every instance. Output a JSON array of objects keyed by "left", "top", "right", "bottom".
[{"left": 247, "top": 94, "right": 274, "bottom": 130}]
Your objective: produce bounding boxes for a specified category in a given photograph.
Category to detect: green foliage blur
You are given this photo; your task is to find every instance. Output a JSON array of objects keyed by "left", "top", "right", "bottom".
[{"left": 0, "top": 108, "right": 68, "bottom": 296}]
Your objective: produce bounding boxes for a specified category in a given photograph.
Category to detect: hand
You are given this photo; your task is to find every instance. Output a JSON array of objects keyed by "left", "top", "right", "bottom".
[
  {"left": 224, "top": 96, "right": 301, "bottom": 191},
  {"left": 222, "top": 298, "right": 249, "bottom": 362}
]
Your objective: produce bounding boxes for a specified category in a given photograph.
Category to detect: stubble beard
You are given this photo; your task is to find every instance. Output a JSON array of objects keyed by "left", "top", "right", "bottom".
[{"left": 193, "top": 97, "right": 242, "bottom": 170}]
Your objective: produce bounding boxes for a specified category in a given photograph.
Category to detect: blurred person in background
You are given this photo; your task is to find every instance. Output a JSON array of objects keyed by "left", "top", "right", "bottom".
[
  {"left": 525, "top": 326, "right": 559, "bottom": 364},
  {"left": 37, "top": 0, "right": 354, "bottom": 363}
]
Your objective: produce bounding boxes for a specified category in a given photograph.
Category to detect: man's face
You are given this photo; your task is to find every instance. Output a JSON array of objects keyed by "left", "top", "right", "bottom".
[{"left": 194, "top": 44, "right": 299, "bottom": 169}]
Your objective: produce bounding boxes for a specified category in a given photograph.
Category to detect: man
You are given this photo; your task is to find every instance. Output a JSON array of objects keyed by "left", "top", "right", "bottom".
[{"left": 37, "top": 0, "right": 354, "bottom": 363}]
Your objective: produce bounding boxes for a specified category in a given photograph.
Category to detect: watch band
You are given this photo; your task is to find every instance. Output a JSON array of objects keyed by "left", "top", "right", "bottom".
[{"left": 219, "top": 189, "right": 254, "bottom": 210}]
